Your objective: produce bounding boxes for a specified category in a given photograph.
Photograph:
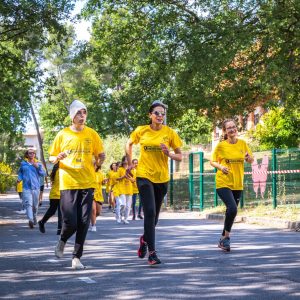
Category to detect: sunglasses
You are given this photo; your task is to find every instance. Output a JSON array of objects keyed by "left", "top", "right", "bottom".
[
  {"left": 152, "top": 111, "right": 166, "bottom": 117},
  {"left": 28, "top": 152, "right": 35, "bottom": 155}
]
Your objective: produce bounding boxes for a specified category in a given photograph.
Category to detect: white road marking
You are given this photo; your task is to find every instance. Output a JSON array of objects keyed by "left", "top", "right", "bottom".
[{"left": 78, "top": 277, "right": 96, "bottom": 284}]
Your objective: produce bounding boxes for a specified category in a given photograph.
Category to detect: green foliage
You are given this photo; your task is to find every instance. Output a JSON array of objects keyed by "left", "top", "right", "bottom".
[
  {"left": 175, "top": 109, "right": 212, "bottom": 145},
  {"left": 102, "top": 135, "right": 140, "bottom": 172},
  {"left": 0, "top": 162, "right": 14, "bottom": 193},
  {"left": 0, "top": 133, "right": 24, "bottom": 171},
  {"left": 80, "top": 0, "right": 300, "bottom": 125},
  {"left": 253, "top": 108, "right": 300, "bottom": 150},
  {"left": 0, "top": 1, "right": 76, "bottom": 164}
]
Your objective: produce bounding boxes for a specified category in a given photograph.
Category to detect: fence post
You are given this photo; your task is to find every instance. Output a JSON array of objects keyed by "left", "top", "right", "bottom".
[
  {"left": 170, "top": 159, "right": 174, "bottom": 207},
  {"left": 272, "top": 148, "right": 277, "bottom": 208},
  {"left": 199, "top": 152, "right": 204, "bottom": 210},
  {"left": 189, "top": 153, "right": 194, "bottom": 211},
  {"left": 214, "top": 168, "right": 218, "bottom": 207}
]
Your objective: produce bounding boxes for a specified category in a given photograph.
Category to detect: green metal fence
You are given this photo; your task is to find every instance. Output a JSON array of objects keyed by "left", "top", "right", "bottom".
[{"left": 168, "top": 148, "right": 300, "bottom": 210}]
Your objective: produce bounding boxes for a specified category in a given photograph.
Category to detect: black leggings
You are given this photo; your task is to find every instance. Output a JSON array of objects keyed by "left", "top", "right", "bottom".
[
  {"left": 40, "top": 199, "right": 62, "bottom": 230},
  {"left": 60, "top": 189, "right": 94, "bottom": 258},
  {"left": 137, "top": 178, "right": 168, "bottom": 252},
  {"left": 217, "top": 188, "right": 242, "bottom": 235}
]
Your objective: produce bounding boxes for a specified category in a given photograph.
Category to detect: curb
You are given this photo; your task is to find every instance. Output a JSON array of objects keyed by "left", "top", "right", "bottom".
[{"left": 206, "top": 213, "right": 300, "bottom": 231}]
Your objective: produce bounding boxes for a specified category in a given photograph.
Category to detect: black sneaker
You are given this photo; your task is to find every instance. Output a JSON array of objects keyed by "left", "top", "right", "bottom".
[
  {"left": 138, "top": 235, "right": 147, "bottom": 258},
  {"left": 38, "top": 221, "right": 45, "bottom": 233},
  {"left": 28, "top": 220, "right": 34, "bottom": 229},
  {"left": 148, "top": 251, "right": 161, "bottom": 265},
  {"left": 218, "top": 237, "right": 231, "bottom": 252},
  {"left": 137, "top": 214, "right": 143, "bottom": 220}
]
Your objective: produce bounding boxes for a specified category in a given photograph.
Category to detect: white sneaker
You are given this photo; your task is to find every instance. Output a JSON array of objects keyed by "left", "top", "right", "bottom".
[
  {"left": 72, "top": 257, "right": 85, "bottom": 270},
  {"left": 55, "top": 240, "right": 65, "bottom": 258},
  {"left": 16, "top": 209, "right": 26, "bottom": 214},
  {"left": 124, "top": 219, "right": 129, "bottom": 224},
  {"left": 117, "top": 219, "right": 121, "bottom": 224},
  {"left": 91, "top": 225, "right": 97, "bottom": 232}
]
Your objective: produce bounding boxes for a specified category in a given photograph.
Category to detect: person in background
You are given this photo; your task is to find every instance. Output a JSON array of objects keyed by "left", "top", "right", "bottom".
[
  {"left": 115, "top": 156, "right": 133, "bottom": 224},
  {"left": 49, "top": 99, "right": 105, "bottom": 270},
  {"left": 16, "top": 180, "right": 26, "bottom": 214},
  {"left": 38, "top": 163, "right": 62, "bottom": 235},
  {"left": 39, "top": 172, "right": 48, "bottom": 206},
  {"left": 126, "top": 101, "right": 183, "bottom": 265},
  {"left": 17, "top": 149, "right": 45, "bottom": 228},
  {"left": 107, "top": 163, "right": 118, "bottom": 211},
  {"left": 131, "top": 159, "right": 143, "bottom": 220},
  {"left": 90, "top": 164, "right": 106, "bottom": 232},
  {"left": 210, "top": 119, "right": 253, "bottom": 252}
]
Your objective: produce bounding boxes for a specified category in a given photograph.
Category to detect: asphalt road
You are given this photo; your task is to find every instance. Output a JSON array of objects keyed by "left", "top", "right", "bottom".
[{"left": 0, "top": 191, "right": 300, "bottom": 299}]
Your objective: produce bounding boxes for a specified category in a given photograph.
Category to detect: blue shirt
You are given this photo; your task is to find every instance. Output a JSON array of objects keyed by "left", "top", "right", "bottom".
[{"left": 17, "top": 160, "right": 45, "bottom": 190}]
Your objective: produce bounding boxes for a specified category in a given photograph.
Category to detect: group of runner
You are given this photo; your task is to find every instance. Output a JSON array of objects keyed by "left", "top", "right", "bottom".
[{"left": 16, "top": 98, "right": 253, "bottom": 269}]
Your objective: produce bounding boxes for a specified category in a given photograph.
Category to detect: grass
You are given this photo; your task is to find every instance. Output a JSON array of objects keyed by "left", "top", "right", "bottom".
[{"left": 199, "top": 204, "right": 300, "bottom": 222}]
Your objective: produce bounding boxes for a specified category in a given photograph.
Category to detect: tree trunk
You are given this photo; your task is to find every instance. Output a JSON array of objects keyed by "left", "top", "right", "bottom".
[{"left": 30, "top": 101, "right": 49, "bottom": 176}]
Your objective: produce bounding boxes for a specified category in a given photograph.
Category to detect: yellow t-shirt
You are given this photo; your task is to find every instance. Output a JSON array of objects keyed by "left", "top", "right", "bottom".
[
  {"left": 117, "top": 167, "right": 133, "bottom": 195},
  {"left": 49, "top": 126, "right": 104, "bottom": 190},
  {"left": 17, "top": 181, "right": 23, "bottom": 193},
  {"left": 94, "top": 170, "right": 104, "bottom": 203},
  {"left": 130, "top": 125, "right": 182, "bottom": 183},
  {"left": 49, "top": 171, "right": 60, "bottom": 199},
  {"left": 212, "top": 139, "right": 252, "bottom": 190},
  {"left": 131, "top": 168, "right": 139, "bottom": 194}
]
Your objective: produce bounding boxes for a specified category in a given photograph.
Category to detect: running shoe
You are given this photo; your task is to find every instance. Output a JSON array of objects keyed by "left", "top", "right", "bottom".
[
  {"left": 137, "top": 214, "right": 143, "bottom": 220},
  {"left": 124, "top": 219, "right": 129, "bottom": 224},
  {"left": 28, "top": 220, "right": 34, "bottom": 229},
  {"left": 138, "top": 235, "right": 147, "bottom": 258},
  {"left": 72, "top": 257, "right": 85, "bottom": 270},
  {"left": 148, "top": 251, "right": 161, "bottom": 265},
  {"left": 91, "top": 225, "right": 97, "bottom": 232},
  {"left": 218, "top": 237, "right": 231, "bottom": 252},
  {"left": 38, "top": 221, "right": 45, "bottom": 233},
  {"left": 117, "top": 219, "right": 122, "bottom": 224},
  {"left": 55, "top": 240, "right": 65, "bottom": 258}
]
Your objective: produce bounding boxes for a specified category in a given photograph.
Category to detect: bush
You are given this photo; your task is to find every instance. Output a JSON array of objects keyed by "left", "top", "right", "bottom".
[{"left": 0, "top": 162, "right": 14, "bottom": 193}]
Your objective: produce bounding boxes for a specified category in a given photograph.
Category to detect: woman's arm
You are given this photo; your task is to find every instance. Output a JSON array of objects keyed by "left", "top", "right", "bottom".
[
  {"left": 160, "top": 144, "right": 183, "bottom": 162},
  {"left": 125, "top": 138, "right": 134, "bottom": 168},
  {"left": 210, "top": 160, "right": 229, "bottom": 174}
]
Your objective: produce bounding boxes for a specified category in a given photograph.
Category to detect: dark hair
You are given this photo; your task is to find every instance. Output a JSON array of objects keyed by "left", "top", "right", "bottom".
[
  {"left": 50, "top": 163, "right": 59, "bottom": 182},
  {"left": 132, "top": 159, "right": 138, "bottom": 164},
  {"left": 221, "top": 119, "right": 236, "bottom": 141},
  {"left": 121, "top": 156, "right": 128, "bottom": 167},
  {"left": 24, "top": 149, "right": 36, "bottom": 159},
  {"left": 148, "top": 103, "right": 166, "bottom": 114},
  {"left": 110, "top": 163, "right": 116, "bottom": 170}
]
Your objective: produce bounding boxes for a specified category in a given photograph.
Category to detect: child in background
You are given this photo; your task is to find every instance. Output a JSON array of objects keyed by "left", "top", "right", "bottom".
[
  {"left": 90, "top": 165, "right": 107, "bottom": 232},
  {"left": 16, "top": 181, "right": 26, "bottom": 214}
]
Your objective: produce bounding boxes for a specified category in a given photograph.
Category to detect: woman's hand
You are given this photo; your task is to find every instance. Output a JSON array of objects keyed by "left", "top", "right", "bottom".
[
  {"left": 160, "top": 143, "right": 170, "bottom": 157},
  {"left": 220, "top": 165, "right": 229, "bottom": 174},
  {"left": 125, "top": 165, "right": 134, "bottom": 178}
]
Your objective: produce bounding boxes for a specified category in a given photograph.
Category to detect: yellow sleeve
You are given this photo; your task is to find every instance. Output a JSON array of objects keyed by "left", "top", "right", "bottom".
[
  {"left": 49, "top": 131, "right": 62, "bottom": 156},
  {"left": 212, "top": 143, "right": 220, "bottom": 162},
  {"left": 169, "top": 129, "right": 183, "bottom": 150},
  {"left": 245, "top": 142, "right": 252, "bottom": 156},
  {"left": 92, "top": 130, "right": 104, "bottom": 156},
  {"left": 130, "top": 126, "right": 142, "bottom": 144}
]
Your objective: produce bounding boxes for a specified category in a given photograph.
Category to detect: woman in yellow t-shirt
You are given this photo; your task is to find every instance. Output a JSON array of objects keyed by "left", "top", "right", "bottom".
[
  {"left": 16, "top": 181, "right": 25, "bottom": 213},
  {"left": 125, "top": 101, "right": 183, "bottom": 265},
  {"left": 38, "top": 163, "right": 62, "bottom": 235},
  {"left": 107, "top": 163, "right": 118, "bottom": 211},
  {"left": 210, "top": 119, "right": 253, "bottom": 252},
  {"left": 90, "top": 165, "right": 107, "bottom": 232},
  {"left": 115, "top": 156, "right": 134, "bottom": 224}
]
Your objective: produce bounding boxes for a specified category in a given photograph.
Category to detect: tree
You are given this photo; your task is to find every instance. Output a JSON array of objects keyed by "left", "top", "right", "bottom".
[
  {"left": 253, "top": 108, "right": 300, "bottom": 150},
  {"left": 81, "top": 0, "right": 300, "bottom": 126},
  {"left": 0, "top": 0, "right": 76, "bottom": 137},
  {"left": 175, "top": 109, "right": 212, "bottom": 145}
]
